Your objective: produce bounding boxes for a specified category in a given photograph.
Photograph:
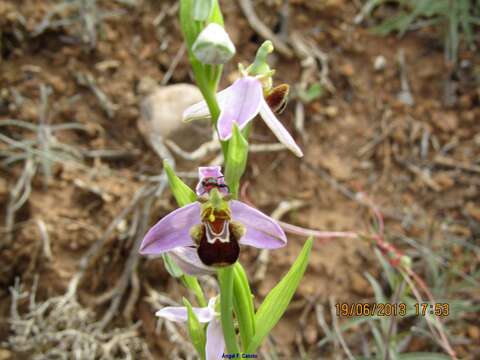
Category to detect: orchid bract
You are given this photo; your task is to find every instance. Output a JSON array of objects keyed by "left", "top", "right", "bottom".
[{"left": 140, "top": 1, "right": 312, "bottom": 358}]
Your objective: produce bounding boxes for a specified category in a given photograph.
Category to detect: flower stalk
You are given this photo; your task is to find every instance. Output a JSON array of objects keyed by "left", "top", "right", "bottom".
[
  {"left": 217, "top": 266, "right": 239, "bottom": 353},
  {"left": 140, "top": 1, "right": 312, "bottom": 358},
  {"left": 232, "top": 262, "right": 255, "bottom": 349}
]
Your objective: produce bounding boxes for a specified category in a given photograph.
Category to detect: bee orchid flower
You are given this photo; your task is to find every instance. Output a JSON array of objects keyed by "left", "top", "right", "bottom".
[
  {"left": 156, "top": 297, "right": 224, "bottom": 360},
  {"left": 139, "top": 166, "right": 287, "bottom": 267},
  {"left": 183, "top": 76, "right": 303, "bottom": 157}
]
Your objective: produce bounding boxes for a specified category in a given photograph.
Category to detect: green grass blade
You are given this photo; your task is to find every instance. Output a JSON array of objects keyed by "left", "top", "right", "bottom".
[
  {"left": 246, "top": 238, "right": 313, "bottom": 353},
  {"left": 163, "top": 160, "right": 197, "bottom": 207},
  {"left": 183, "top": 298, "right": 206, "bottom": 360}
]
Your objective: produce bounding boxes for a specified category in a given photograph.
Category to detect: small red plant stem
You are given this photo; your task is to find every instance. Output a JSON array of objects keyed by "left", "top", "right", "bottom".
[
  {"left": 241, "top": 183, "right": 458, "bottom": 359},
  {"left": 362, "top": 193, "right": 457, "bottom": 360}
]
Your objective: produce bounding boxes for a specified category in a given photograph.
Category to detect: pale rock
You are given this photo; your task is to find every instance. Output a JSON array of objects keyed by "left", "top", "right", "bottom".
[
  {"left": 350, "top": 272, "right": 372, "bottom": 296},
  {"left": 374, "top": 55, "right": 386, "bottom": 71},
  {"left": 432, "top": 111, "right": 458, "bottom": 133},
  {"left": 467, "top": 325, "right": 480, "bottom": 340},
  {"left": 138, "top": 84, "right": 203, "bottom": 140},
  {"left": 0, "top": 349, "right": 11, "bottom": 360},
  {"left": 324, "top": 105, "right": 339, "bottom": 118},
  {"left": 466, "top": 202, "right": 480, "bottom": 222},
  {"left": 137, "top": 76, "right": 159, "bottom": 96}
]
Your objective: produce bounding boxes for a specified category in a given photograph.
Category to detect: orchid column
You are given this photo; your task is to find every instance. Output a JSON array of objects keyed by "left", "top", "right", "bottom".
[{"left": 139, "top": 1, "right": 313, "bottom": 358}]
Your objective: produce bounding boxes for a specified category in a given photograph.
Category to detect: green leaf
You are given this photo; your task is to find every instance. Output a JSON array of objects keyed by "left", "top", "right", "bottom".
[
  {"left": 225, "top": 124, "right": 248, "bottom": 199},
  {"left": 299, "top": 82, "right": 324, "bottom": 103},
  {"left": 182, "top": 274, "right": 208, "bottom": 308},
  {"left": 183, "top": 298, "right": 206, "bottom": 360},
  {"left": 246, "top": 237, "right": 313, "bottom": 353},
  {"left": 208, "top": 0, "right": 224, "bottom": 26},
  {"left": 397, "top": 353, "right": 451, "bottom": 360},
  {"left": 163, "top": 160, "right": 196, "bottom": 207},
  {"left": 365, "top": 272, "right": 386, "bottom": 304},
  {"left": 372, "top": 12, "right": 413, "bottom": 36},
  {"left": 318, "top": 315, "right": 386, "bottom": 347},
  {"left": 217, "top": 266, "right": 240, "bottom": 353},
  {"left": 193, "top": 0, "right": 214, "bottom": 21},
  {"left": 179, "top": 0, "right": 203, "bottom": 49},
  {"left": 369, "top": 320, "right": 386, "bottom": 355},
  {"left": 374, "top": 248, "right": 397, "bottom": 291},
  {"left": 162, "top": 254, "right": 183, "bottom": 278},
  {"left": 232, "top": 262, "right": 255, "bottom": 350}
]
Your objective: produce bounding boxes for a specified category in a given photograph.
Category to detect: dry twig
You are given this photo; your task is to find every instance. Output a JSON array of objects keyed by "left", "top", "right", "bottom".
[
  {"left": 75, "top": 72, "right": 119, "bottom": 119},
  {"left": 238, "top": 0, "right": 293, "bottom": 58}
]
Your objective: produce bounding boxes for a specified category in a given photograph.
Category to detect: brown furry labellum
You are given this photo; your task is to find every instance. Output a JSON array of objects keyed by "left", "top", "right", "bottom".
[
  {"left": 265, "top": 84, "right": 289, "bottom": 113},
  {"left": 190, "top": 210, "right": 245, "bottom": 266}
]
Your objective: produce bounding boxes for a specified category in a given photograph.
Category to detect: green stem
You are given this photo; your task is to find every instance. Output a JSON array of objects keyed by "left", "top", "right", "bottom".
[
  {"left": 191, "top": 59, "right": 229, "bottom": 159},
  {"left": 232, "top": 262, "right": 255, "bottom": 350},
  {"left": 182, "top": 275, "right": 208, "bottom": 308},
  {"left": 217, "top": 266, "right": 239, "bottom": 354},
  {"left": 202, "top": 84, "right": 229, "bottom": 158}
]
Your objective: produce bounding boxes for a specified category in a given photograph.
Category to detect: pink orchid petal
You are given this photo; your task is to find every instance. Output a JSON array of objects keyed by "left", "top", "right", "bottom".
[
  {"left": 230, "top": 200, "right": 287, "bottom": 249},
  {"left": 198, "top": 166, "right": 223, "bottom": 179},
  {"left": 182, "top": 86, "right": 234, "bottom": 122},
  {"left": 169, "top": 247, "right": 216, "bottom": 275},
  {"left": 156, "top": 303, "right": 215, "bottom": 323},
  {"left": 206, "top": 319, "right": 225, "bottom": 360},
  {"left": 139, "top": 202, "right": 200, "bottom": 254},
  {"left": 195, "top": 166, "right": 228, "bottom": 196},
  {"left": 259, "top": 99, "right": 303, "bottom": 157},
  {"left": 155, "top": 307, "right": 188, "bottom": 322},
  {"left": 217, "top": 77, "right": 263, "bottom": 140}
]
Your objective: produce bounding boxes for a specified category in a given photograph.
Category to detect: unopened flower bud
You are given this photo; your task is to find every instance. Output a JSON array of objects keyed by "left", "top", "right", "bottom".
[
  {"left": 400, "top": 255, "right": 412, "bottom": 270},
  {"left": 192, "top": 23, "right": 236, "bottom": 65}
]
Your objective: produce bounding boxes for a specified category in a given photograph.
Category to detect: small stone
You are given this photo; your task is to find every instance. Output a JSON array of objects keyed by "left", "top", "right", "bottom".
[
  {"left": 432, "top": 111, "right": 458, "bottom": 133},
  {"left": 303, "top": 323, "right": 318, "bottom": 345},
  {"left": 137, "top": 76, "right": 158, "bottom": 95},
  {"left": 46, "top": 74, "right": 67, "bottom": 93},
  {"left": 350, "top": 272, "right": 372, "bottom": 296},
  {"left": 324, "top": 105, "right": 339, "bottom": 118},
  {"left": 138, "top": 84, "right": 203, "bottom": 140},
  {"left": 0, "top": 349, "right": 12, "bottom": 360},
  {"left": 448, "top": 224, "right": 471, "bottom": 237},
  {"left": 465, "top": 202, "right": 480, "bottom": 222},
  {"left": 373, "top": 55, "right": 386, "bottom": 71},
  {"left": 340, "top": 63, "right": 355, "bottom": 77},
  {"left": 433, "top": 172, "right": 455, "bottom": 190},
  {"left": 467, "top": 325, "right": 480, "bottom": 340},
  {"left": 397, "top": 90, "right": 414, "bottom": 106},
  {"left": 0, "top": 177, "right": 7, "bottom": 198},
  {"left": 474, "top": 133, "right": 480, "bottom": 146},
  {"left": 95, "top": 60, "right": 120, "bottom": 72},
  {"left": 20, "top": 101, "right": 38, "bottom": 121}
]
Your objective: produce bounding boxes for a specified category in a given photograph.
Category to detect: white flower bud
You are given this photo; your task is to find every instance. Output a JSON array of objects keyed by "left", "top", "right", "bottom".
[{"left": 192, "top": 23, "right": 235, "bottom": 65}]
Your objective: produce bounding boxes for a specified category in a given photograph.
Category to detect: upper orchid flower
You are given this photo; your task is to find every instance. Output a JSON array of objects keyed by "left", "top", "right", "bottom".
[
  {"left": 139, "top": 166, "right": 287, "bottom": 267},
  {"left": 183, "top": 41, "right": 303, "bottom": 158},
  {"left": 183, "top": 76, "right": 303, "bottom": 157},
  {"left": 156, "top": 296, "right": 224, "bottom": 360}
]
